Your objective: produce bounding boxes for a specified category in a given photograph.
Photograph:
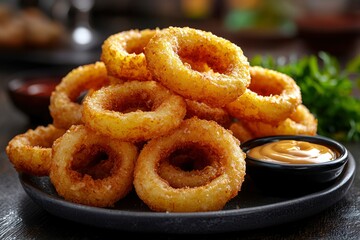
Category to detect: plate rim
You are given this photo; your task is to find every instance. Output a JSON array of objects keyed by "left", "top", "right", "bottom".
[{"left": 19, "top": 153, "right": 356, "bottom": 234}]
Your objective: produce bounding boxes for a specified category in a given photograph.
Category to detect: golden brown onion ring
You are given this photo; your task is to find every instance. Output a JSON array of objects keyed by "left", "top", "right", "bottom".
[
  {"left": 185, "top": 99, "right": 232, "bottom": 128},
  {"left": 49, "top": 61, "right": 110, "bottom": 129},
  {"left": 101, "top": 28, "right": 160, "bottom": 81},
  {"left": 246, "top": 104, "right": 318, "bottom": 137},
  {"left": 82, "top": 80, "right": 186, "bottom": 142},
  {"left": 133, "top": 117, "right": 246, "bottom": 212},
  {"left": 145, "top": 26, "right": 250, "bottom": 107},
  {"left": 49, "top": 124, "right": 138, "bottom": 207},
  {"left": 226, "top": 66, "right": 302, "bottom": 124},
  {"left": 229, "top": 120, "right": 255, "bottom": 143},
  {"left": 5, "top": 124, "right": 66, "bottom": 176}
]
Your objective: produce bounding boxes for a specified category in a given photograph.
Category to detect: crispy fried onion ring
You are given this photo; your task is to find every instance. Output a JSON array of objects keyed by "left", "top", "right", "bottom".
[
  {"left": 229, "top": 120, "right": 254, "bottom": 143},
  {"left": 185, "top": 99, "right": 231, "bottom": 128},
  {"left": 245, "top": 104, "right": 318, "bottom": 137},
  {"left": 5, "top": 124, "right": 66, "bottom": 176},
  {"left": 133, "top": 117, "right": 246, "bottom": 212},
  {"left": 82, "top": 80, "right": 186, "bottom": 142},
  {"left": 49, "top": 61, "right": 110, "bottom": 129},
  {"left": 101, "top": 28, "right": 160, "bottom": 81},
  {"left": 226, "top": 66, "right": 302, "bottom": 124},
  {"left": 145, "top": 26, "right": 250, "bottom": 107},
  {"left": 157, "top": 146, "right": 223, "bottom": 188},
  {"left": 49, "top": 124, "right": 138, "bottom": 207}
]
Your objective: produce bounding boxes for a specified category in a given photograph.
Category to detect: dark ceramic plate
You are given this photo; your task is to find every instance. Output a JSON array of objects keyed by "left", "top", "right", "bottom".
[{"left": 19, "top": 153, "right": 356, "bottom": 234}]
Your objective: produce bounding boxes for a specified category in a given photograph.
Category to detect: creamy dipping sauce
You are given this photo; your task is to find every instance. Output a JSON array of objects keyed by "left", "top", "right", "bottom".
[{"left": 247, "top": 140, "right": 338, "bottom": 164}]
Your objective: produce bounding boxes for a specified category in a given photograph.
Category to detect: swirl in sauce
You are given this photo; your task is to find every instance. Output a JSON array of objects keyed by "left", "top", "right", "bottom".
[{"left": 247, "top": 140, "right": 338, "bottom": 164}]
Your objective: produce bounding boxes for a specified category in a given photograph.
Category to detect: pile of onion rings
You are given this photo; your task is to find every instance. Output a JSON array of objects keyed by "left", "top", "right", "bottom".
[{"left": 5, "top": 26, "right": 318, "bottom": 212}]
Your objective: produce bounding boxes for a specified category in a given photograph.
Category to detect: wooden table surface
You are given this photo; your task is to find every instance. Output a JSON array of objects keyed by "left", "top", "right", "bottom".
[{"left": 0, "top": 52, "right": 359, "bottom": 239}]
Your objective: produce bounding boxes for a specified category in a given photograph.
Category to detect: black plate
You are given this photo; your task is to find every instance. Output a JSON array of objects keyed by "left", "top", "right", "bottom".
[{"left": 19, "top": 153, "right": 356, "bottom": 234}]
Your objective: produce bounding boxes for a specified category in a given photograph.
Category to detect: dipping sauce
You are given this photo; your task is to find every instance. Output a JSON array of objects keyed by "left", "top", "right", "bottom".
[
  {"left": 8, "top": 77, "right": 61, "bottom": 124},
  {"left": 247, "top": 140, "right": 338, "bottom": 164},
  {"left": 15, "top": 78, "right": 58, "bottom": 97}
]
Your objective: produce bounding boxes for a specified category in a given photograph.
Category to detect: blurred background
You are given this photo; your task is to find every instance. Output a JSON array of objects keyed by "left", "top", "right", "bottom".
[{"left": 0, "top": 0, "right": 359, "bottom": 66}]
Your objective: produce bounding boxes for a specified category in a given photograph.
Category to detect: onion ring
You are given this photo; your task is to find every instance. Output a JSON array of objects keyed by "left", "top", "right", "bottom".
[
  {"left": 229, "top": 120, "right": 254, "bottom": 143},
  {"left": 226, "top": 66, "right": 302, "bottom": 123},
  {"left": 101, "top": 28, "right": 160, "bottom": 81},
  {"left": 185, "top": 99, "right": 232, "bottom": 128},
  {"left": 5, "top": 124, "right": 66, "bottom": 176},
  {"left": 82, "top": 80, "right": 186, "bottom": 142},
  {"left": 133, "top": 117, "right": 246, "bottom": 212},
  {"left": 245, "top": 104, "right": 318, "bottom": 137},
  {"left": 49, "top": 61, "right": 110, "bottom": 129},
  {"left": 144, "top": 26, "right": 250, "bottom": 107},
  {"left": 49, "top": 124, "right": 138, "bottom": 207}
]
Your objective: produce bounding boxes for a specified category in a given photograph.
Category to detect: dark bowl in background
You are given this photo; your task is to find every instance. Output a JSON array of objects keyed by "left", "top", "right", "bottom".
[
  {"left": 240, "top": 135, "right": 349, "bottom": 196},
  {"left": 7, "top": 71, "right": 64, "bottom": 125}
]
